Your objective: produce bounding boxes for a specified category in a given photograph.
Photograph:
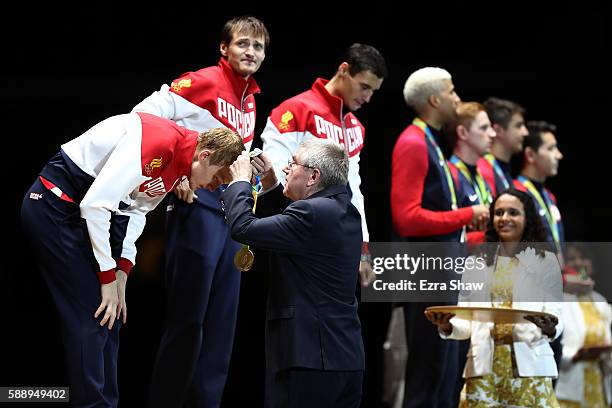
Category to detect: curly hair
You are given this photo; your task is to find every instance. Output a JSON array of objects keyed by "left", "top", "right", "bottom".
[{"left": 483, "top": 188, "right": 551, "bottom": 264}]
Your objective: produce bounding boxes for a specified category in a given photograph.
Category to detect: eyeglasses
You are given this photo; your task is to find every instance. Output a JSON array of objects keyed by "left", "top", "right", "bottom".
[{"left": 287, "top": 159, "right": 316, "bottom": 170}]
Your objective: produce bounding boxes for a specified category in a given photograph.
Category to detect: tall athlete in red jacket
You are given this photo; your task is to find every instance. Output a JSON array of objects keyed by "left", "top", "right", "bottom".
[
  {"left": 261, "top": 43, "right": 387, "bottom": 288},
  {"left": 391, "top": 67, "right": 488, "bottom": 408},
  {"left": 132, "top": 17, "right": 269, "bottom": 407}
]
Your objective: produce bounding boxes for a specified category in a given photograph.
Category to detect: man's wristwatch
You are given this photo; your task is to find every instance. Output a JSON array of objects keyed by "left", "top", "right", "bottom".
[
  {"left": 361, "top": 242, "right": 372, "bottom": 263},
  {"left": 360, "top": 253, "right": 372, "bottom": 263}
]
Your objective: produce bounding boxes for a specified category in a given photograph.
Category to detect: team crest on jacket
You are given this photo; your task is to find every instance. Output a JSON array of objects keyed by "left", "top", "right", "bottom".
[
  {"left": 144, "top": 157, "right": 163, "bottom": 176},
  {"left": 171, "top": 79, "right": 192, "bottom": 93},
  {"left": 278, "top": 110, "right": 294, "bottom": 131}
]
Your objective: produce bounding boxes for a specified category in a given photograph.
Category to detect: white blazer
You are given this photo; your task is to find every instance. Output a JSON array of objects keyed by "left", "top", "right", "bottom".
[
  {"left": 442, "top": 248, "right": 563, "bottom": 378},
  {"left": 555, "top": 291, "right": 612, "bottom": 403}
]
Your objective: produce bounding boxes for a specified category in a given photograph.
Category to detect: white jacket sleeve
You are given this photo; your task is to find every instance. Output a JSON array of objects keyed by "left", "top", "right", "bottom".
[
  {"left": 542, "top": 251, "right": 564, "bottom": 341},
  {"left": 114, "top": 194, "right": 166, "bottom": 267},
  {"left": 514, "top": 251, "right": 564, "bottom": 344},
  {"left": 443, "top": 313, "right": 472, "bottom": 340},
  {"left": 441, "top": 256, "right": 489, "bottom": 340},
  {"left": 132, "top": 84, "right": 178, "bottom": 119},
  {"left": 260, "top": 117, "right": 305, "bottom": 189},
  {"left": 79, "top": 131, "right": 147, "bottom": 274},
  {"left": 348, "top": 152, "right": 369, "bottom": 242}
]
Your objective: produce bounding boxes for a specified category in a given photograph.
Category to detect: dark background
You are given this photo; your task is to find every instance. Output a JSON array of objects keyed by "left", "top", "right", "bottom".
[{"left": 2, "top": 3, "right": 610, "bottom": 407}]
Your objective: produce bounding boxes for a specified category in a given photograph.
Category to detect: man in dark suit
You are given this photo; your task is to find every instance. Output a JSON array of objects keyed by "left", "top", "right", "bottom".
[{"left": 221, "top": 139, "right": 364, "bottom": 407}]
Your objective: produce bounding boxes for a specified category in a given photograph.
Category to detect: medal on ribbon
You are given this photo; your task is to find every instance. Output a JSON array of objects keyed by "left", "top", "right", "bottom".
[{"left": 234, "top": 149, "right": 263, "bottom": 271}]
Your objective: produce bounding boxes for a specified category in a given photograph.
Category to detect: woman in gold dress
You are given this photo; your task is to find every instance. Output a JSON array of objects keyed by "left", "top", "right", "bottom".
[
  {"left": 556, "top": 243, "right": 612, "bottom": 407},
  {"left": 426, "top": 188, "right": 563, "bottom": 407}
]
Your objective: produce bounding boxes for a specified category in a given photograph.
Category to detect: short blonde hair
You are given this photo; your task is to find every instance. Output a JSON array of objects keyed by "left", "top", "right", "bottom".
[
  {"left": 197, "top": 128, "right": 244, "bottom": 166},
  {"left": 455, "top": 101, "right": 486, "bottom": 130},
  {"left": 403, "top": 67, "right": 452, "bottom": 112}
]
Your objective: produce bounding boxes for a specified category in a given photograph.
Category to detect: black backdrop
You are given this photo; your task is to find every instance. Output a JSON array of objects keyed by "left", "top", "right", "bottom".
[{"left": 3, "top": 3, "right": 610, "bottom": 407}]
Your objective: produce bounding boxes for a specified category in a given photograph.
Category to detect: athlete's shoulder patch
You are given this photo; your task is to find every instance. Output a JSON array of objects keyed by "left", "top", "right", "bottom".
[
  {"left": 144, "top": 157, "right": 163, "bottom": 176},
  {"left": 277, "top": 110, "right": 295, "bottom": 131},
  {"left": 171, "top": 78, "right": 192, "bottom": 93}
]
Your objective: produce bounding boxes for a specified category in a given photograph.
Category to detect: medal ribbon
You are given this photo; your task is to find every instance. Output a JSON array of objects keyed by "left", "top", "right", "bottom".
[
  {"left": 484, "top": 153, "right": 510, "bottom": 190},
  {"left": 234, "top": 176, "right": 261, "bottom": 272},
  {"left": 450, "top": 155, "right": 492, "bottom": 205},
  {"left": 517, "top": 175, "right": 560, "bottom": 250},
  {"left": 413, "top": 118, "right": 457, "bottom": 210},
  {"left": 413, "top": 118, "right": 465, "bottom": 242}
]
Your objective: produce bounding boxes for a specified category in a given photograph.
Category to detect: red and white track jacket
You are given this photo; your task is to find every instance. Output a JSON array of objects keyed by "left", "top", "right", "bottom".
[
  {"left": 260, "top": 78, "right": 370, "bottom": 241},
  {"left": 62, "top": 112, "right": 198, "bottom": 282},
  {"left": 132, "top": 58, "right": 260, "bottom": 150}
]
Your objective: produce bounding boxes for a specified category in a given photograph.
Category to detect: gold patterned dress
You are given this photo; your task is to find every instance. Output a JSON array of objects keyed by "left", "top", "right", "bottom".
[
  {"left": 558, "top": 295, "right": 608, "bottom": 408},
  {"left": 465, "top": 256, "right": 559, "bottom": 407}
]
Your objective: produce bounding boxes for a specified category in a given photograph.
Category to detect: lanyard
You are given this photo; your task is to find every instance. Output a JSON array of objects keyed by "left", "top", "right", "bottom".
[
  {"left": 516, "top": 175, "right": 560, "bottom": 250},
  {"left": 450, "top": 155, "right": 492, "bottom": 205},
  {"left": 234, "top": 175, "right": 261, "bottom": 272},
  {"left": 413, "top": 118, "right": 457, "bottom": 210},
  {"left": 484, "top": 153, "right": 510, "bottom": 190},
  {"left": 251, "top": 175, "right": 261, "bottom": 211}
]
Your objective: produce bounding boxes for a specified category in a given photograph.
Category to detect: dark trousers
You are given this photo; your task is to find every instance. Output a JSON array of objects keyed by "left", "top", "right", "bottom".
[
  {"left": 149, "top": 195, "right": 241, "bottom": 408},
  {"left": 22, "top": 178, "right": 122, "bottom": 408},
  {"left": 268, "top": 368, "right": 363, "bottom": 408},
  {"left": 402, "top": 303, "right": 462, "bottom": 408},
  {"left": 358, "top": 301, "right": 392, "bottom": 407}
]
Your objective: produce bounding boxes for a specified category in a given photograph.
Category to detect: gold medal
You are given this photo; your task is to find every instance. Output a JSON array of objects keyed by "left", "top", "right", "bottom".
[
  {"left": 234, "top": 245, "right": 255, "bottom": 271},
  {"left": 233, "top": 170, "right": 261, "bottom": 272}
]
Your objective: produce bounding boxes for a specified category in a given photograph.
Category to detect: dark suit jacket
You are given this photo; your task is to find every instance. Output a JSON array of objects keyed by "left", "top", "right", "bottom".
[{"left": 221, "top": 182, "right": 364, "bottom": 372}]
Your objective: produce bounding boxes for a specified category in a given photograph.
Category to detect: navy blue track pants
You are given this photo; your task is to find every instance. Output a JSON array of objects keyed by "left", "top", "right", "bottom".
[
  {"left": 149, "top": 192, "right": 241, "bottom": 408},
  {"left": 22, "top": 177, "right": 122, "bottom": 408}
]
